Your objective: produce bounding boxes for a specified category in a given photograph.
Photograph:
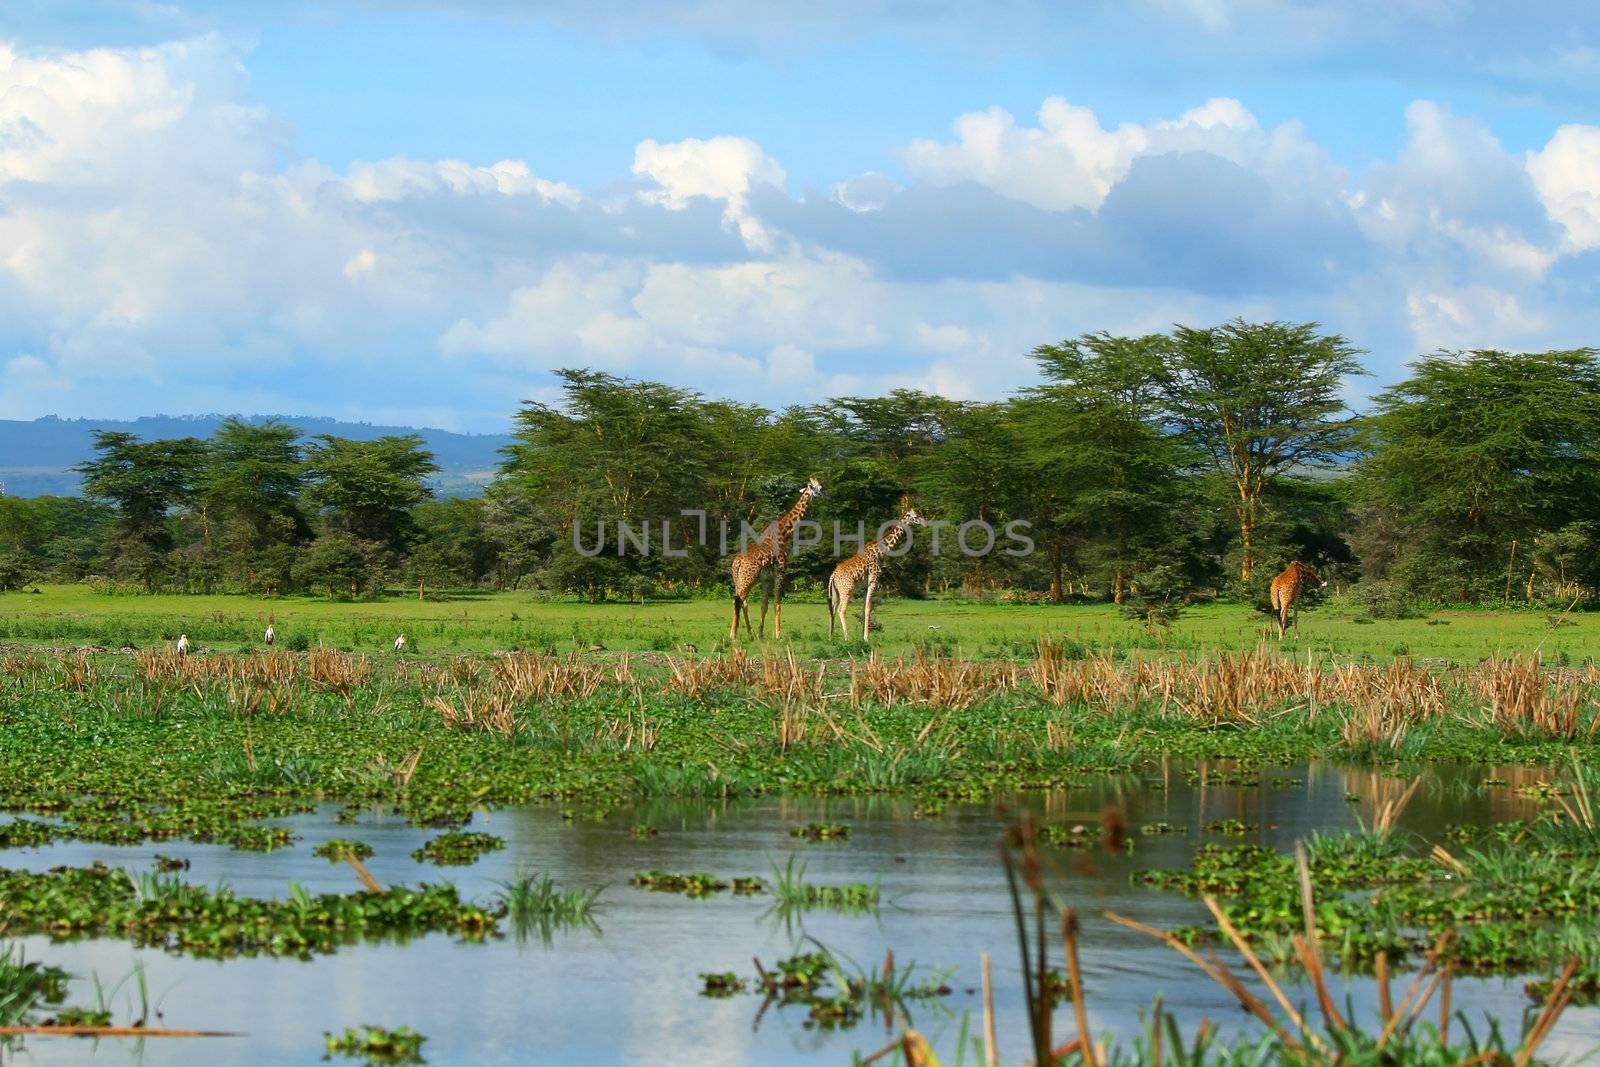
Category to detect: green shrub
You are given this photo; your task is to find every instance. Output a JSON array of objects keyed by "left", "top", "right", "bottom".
[{"left": 1353, "top": 579, "right": 1421, "bottom": 620}]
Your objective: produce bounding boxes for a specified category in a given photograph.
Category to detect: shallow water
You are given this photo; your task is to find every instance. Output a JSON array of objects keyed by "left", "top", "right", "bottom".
[{"left": 4, "top": 762, "right": 1596, "bottom": 1065}]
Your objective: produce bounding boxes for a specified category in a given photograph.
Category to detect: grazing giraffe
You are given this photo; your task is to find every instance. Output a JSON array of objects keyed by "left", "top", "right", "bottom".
[
  {"left": 828, "top": 508, "right": 927, "bottom": 642},
  {"left": 729, "top": 476, "right": 823, "bottom": 640},
  {"left": 1269, "top": 561, "right": 1326, "bottom": 639}
]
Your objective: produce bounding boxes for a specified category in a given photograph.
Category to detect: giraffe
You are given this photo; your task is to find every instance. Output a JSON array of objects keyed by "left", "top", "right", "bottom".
[
  {"left": 828, "top": 508, "right": 927, "bottom": 642},
  {"left": 1269, "top": 561, "right": 1326, "bottom": 639},
  {"left": 729, "top": 476, "right": 823, "bottom": 640}
]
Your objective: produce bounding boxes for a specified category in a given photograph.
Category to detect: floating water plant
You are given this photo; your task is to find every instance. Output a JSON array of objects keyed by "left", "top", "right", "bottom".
[
  {"left": 630, "top": 871, "right": 730, "bottom": 896},
  {"left": 0, "top": 820, "right": 57, "bottom": 849},
  {"left": 984, "top": 810, "right": 1583, "bottom": 1067},
  {"left": 0, "top": 863, "right": 496, "bottom": 960},
  {"left": 698, "top": 972, "right": 744, "bottom": 997},
  {"left": 767, "top": 856, "right": 879, "bottom": 913},
  {"left": 314, "top": 839, "right": 375, "bottom": 863},
  {"left": 410, "top": 832, "right": 504, "bottom": 866},
  {"left": 789, "top": 822, "right": 850, "bottom": 841},
  {"left": 701, "top": 945, "right": 955, "bottom": 1033},
  {"left": 1039, "top": 823, "right": 1100, "bottom": 848},
  {"left": 324, "top": 1025, "right": 427, "bottom": 1064}
]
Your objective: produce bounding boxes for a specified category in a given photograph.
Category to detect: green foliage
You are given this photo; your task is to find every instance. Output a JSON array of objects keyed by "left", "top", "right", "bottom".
[
  {"left": 1352, "top": 579, "right": 1422, "bottom": 620},
  {"left": 296, "top": 535, "right": 386, "bottom": 599},
  {"left": 0, "top": 548, "right": 36, "bottom": 592},
  {"left": 1163, "top": 319, "right": 1365, "bottom": 582},
  {"left": 706, "top": 945, "right": 952, "bottom": 1033},
  {"left": 0, "top": 496, "right": 111, "bottom": 581},
  {"left": 1357, "top": 348, "right": 1600, "bottom": 601},
  {"left": 629, "top": 870, "right": 763, "bottom": 896},
  {"left": 410, "top": 831, "right": 504, "bottom": 866},
  {"left": 323, "top": 1025, "right": 427, "bottom": 1064},
  {"left": 494, "top": 867, "right": 603, "bottom": 941},
  {"left": 1021, "top": 332, "right": 1205, "bottom": 600},
  {"left": 1120, "top": 563, "right": 1193, "bottom": 635},
  {"left": 197, "top": 419, "right": 310, "bottom": 592},
  {"left": 767, "top": 856, "right": 880, "bottom": 912},
  {"left": 75, "top": 430, "right": 206, "bottom": 589},
  {"left": 0, "top": 944, "right": 71, "bottom": 1026},
  {"left": 698, "top": 971, "right": 745, "bottom": 996},
  {"left": 493, "top": 368, "right": 722, "bottom": 598},
  {"left": 302, "top": 434, "right": 439, "bottom": 556},
  {"left": 313, "top": 839, "right": 374, "bottom": 863},
  {"left": 12, "top": 329, "right": 1600, "bottom": 610},
  {"left": 0, "top": 863, "right": 494, "bottom": 960}
]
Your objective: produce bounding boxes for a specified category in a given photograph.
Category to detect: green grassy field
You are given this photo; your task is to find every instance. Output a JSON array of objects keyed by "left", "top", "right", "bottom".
[{"left": 1, "top": 583, "right": 1598, "bottom": 662}]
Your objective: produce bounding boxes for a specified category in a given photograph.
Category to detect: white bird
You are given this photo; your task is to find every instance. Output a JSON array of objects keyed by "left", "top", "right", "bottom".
[
  {"left": 393, "top": 634, "right": 406, "bottom": 653},
  {"left": 928, "top": 625, "right": 941, "bottom": 631},
  {"left": 264, "top": 625, "right": 275, "bottom": 646},
  {"left": 176, "top": 634, "right": 190, "bottom": 657}
]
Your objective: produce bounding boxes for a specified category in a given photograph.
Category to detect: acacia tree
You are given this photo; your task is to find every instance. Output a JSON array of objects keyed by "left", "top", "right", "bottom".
[
  {"left": 1019, "top": 332, "right": 1197, "bottom": 601},
  {"left": 0, "top": 496, "right": 109, "bottom": 579},
  {"left": 1163, "top": 319, "right": 1364, "bottom": 581},
  {"left": 197, "top": 418, "right": 308, "bottom": 589},
  {"left": 913, "top": 400, "right": 1024, "bottom": 594},
  {"left": 493, "top": 369, "right": 711, "bottom": 599},
  {"left": 1355, "top": 348, "right": 1600, "bottom": 600},
  {"left": 74, "top": 431, "right": 205, "bottom": 589},
  {"left": 301, "top": 435, "right": 438, "bottom": 595}
]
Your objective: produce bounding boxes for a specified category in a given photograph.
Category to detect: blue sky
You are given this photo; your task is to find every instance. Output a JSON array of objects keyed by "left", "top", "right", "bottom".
[{"left": 2, "top": 2, "right": 1598, "bottom": 431}]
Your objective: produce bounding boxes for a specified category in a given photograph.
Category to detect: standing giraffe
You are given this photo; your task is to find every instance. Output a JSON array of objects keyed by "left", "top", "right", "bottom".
[
  {"left": 729, "top": 476, "right": 823, "bottom": 640},
  {"left": 1268, "top": 561, "right": 1326, "bottom": 639},
  {"left": 828, "top": 508, "right": 927, "bottom": 641}
]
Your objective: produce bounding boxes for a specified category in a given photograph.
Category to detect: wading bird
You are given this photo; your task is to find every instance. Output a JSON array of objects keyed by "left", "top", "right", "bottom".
[
  {"left": 264, "top": 624, "right": 275, "bottom": 646},
  {"left": 175, "top": 634, "right": 190, "bottom": 657},
  {"left": 1270, "top": 561, "right": 1326, "bottom": 639},
  {"left": 393, "top": 634, "right": 406, "bottom": 653}
]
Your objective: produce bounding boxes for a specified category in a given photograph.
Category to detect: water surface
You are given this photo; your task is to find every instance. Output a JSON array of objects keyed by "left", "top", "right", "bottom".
[{"left": 5, "top": 761, "right": 1594, "bottom": 1065}]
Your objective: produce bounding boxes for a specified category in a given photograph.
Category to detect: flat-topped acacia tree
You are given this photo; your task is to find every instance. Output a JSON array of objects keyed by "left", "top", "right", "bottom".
[{"left": 1162, "top": 319, "right": 1365, "bottom": 582}]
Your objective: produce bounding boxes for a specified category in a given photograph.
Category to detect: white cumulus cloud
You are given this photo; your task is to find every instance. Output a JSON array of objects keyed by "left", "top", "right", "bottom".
[
  {"left": 1528, "top": 123, "right": 1600, "bottom": 253},
  {"left": 632, "top": 135, "right": 786, "bottom": 248}
]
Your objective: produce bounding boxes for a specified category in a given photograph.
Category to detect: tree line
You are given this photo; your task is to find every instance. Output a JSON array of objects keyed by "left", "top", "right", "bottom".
[{"left": 3, "top": 319, "right": 1599, "bottom": 608}]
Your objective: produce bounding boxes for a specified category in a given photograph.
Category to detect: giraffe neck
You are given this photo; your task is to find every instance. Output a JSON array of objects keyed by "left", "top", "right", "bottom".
[
  {"left": 868, "top": 520, "right": 908, "bottom": 561},
  {"left": 770, "top": 491, "right": 813, "bottom": 556}
]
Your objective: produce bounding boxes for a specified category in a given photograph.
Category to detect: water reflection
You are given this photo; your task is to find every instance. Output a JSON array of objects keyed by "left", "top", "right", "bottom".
[{"left": 1, "top": 760, "right": 1595, "bottom": 1065}]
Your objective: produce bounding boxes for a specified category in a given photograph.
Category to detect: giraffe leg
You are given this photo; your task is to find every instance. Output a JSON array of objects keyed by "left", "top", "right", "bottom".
[
  {"left": 757, "top": 571, "right": 772, "bottom": 638},
  {"left": 863, "top": 576, "right": 878, "bottom": 642},
  {"left": 835, "top": 581, "right": 853, "bottom": 641},
  {"left": 827, "top": 576, "right": 838, "bottom": 638},
  {"left": 731, "top": 592, "right": 741, "bottom": 640},
  {"left": 772, "top": 563, "right": 787, "bottom": 639}
]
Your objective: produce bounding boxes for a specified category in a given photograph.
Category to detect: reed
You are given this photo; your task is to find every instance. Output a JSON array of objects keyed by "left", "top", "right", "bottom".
[
  {"left": 494, "top": 866, "right": 603, "bottom": 941},
  {"left": 978, "top": 810, "right": 1581, "bottom": 1067}
]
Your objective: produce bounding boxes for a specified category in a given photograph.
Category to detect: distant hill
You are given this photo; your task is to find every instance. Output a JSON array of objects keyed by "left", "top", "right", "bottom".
[{"left": 0, "top": 415, "right": 515, "bottom": 499}]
